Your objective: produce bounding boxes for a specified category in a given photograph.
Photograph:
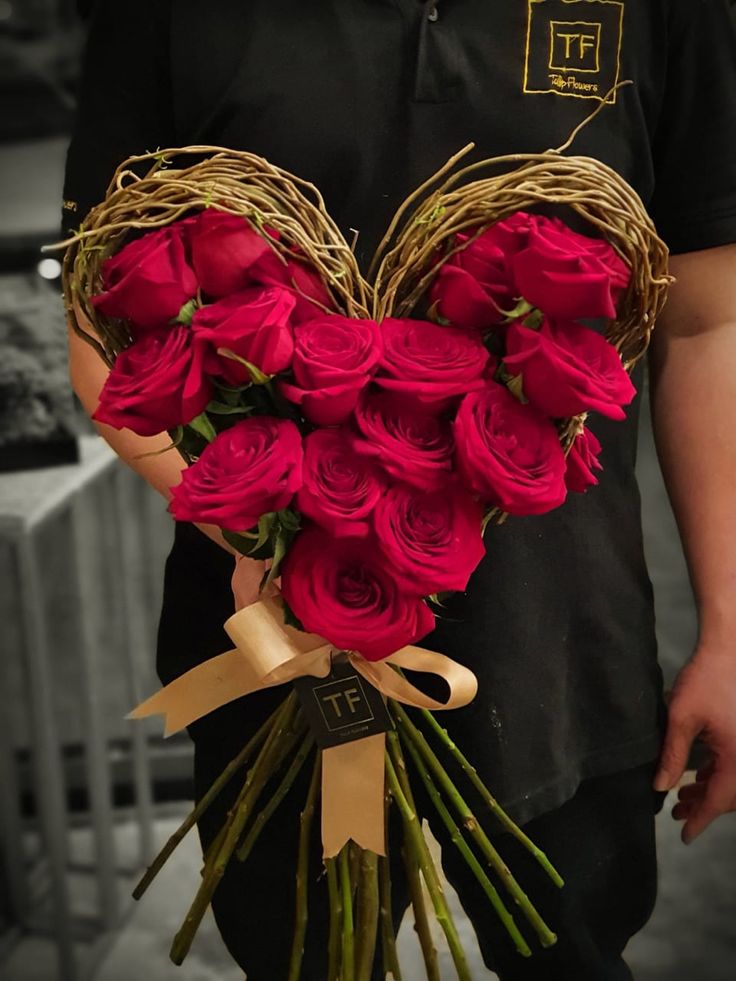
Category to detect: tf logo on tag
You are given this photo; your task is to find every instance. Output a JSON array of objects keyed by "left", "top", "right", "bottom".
[{"left": 294, "top": 655, "right": 393, "bottom": 750}]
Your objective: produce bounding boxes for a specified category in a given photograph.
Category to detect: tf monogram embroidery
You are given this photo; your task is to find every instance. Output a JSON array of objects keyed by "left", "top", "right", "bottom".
[{"left": 523, "top": 0, "right": 625, "bottom": 101}]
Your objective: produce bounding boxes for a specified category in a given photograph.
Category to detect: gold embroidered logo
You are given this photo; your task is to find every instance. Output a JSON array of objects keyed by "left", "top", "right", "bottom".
[{"left": 524, "top": 0, "right": 624, "bottom": 101}]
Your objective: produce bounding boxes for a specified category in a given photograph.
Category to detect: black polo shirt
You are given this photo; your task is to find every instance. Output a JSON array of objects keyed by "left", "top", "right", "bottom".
[{"left": 62, "top": 0, "right": 736, "bottom": 823}]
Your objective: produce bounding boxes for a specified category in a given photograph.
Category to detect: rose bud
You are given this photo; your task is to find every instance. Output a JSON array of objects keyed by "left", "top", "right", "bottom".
[
  {"left": 187, "top": 210, "right": 278, "bottom": 298},
  {"left": 427, "top": 212, "right": 537, "bottom": 330},
  {"left": 279, "top": 315, "right": 383, "bottom": 425},
  {"left": 374, "top": 317, "right": 489, "bottom": 407},
  {"left": 191, "top": 285, "right": 297, "bottom": 382},
  {"left": 353, "top": 392, "right": 454, "bottom": 491},
  {"left": 297, "top": 429, "right": 385, "bottom": 537},
  {"left": 93, "top": 326, "right": 211, "bottom": 437},
  {"left": 454, "top": 383, "right": 567, "bottom": 515},
  {"left": 280, "top": 527, "right": 435, "bottom": 661},
  {"left": 503, "top": 319, "right": 636, "bottom": 421},
  {"left": 91, "top": 222, "right": 197, "bottom": 330},
  {"left": 565, "top": 426, "right": 604, "bottom": 492},
  {"left": 510, "top": 220, "right": 631, "bottom": 321},
  {"left": 169, "top": 416, "right": 303, "bottom": 529},
  {"left": 374, "top": 483, "right": 485, "bottom": 594}
]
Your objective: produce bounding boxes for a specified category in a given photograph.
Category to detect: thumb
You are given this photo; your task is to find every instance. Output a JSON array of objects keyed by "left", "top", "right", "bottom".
[{"left": 654, "top": 708, "right": 700, "bottom": 791}]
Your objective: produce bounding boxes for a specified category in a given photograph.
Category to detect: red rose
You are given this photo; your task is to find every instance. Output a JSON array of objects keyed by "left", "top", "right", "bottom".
[
  {"left": 279, "top": 315, "right": 383, "bottom": 425},
  {"left": 92, "top": 326, "right": 210, "bottom": 436},
  {"left": 187, "top": 208, "right": 333, "bottom": 320},
  {"left": 510, "top": 220, "right": 631, "bottom": 321},
  {"left": 187, "top": 210, "right": 277, "bottom": 298},
  {"left": 253, "top": 250, "right": 334, "bottom": 323},
  {"left": 169, "top": 417, "right": 302, "bottom": 529},
  {"left": 454, "top": 383, "right": 567, "bottom": 515},
  {"left": 503, "top": 319, "right": 636, "bottom": 421},
  {"left": 427, "top": 213, "right": 537, "bottom": 330},
  {"left": 353, "top": 392, "right": 454, "bottom": 491},
  {"left": 280, "top": 527, "right": 435, "bottom": 661},
  {"left": 565, "top": 427, "right": 603, "bottom": 492},
  {"left": 375, "top": 318, "right": 489, "bottom": 406},
  {"left": 374, "top": 484, "right": 485, "bottom": 594},
  {"left": 191, "top": 286, "right": 297, "bottom": 383},
  {"left": 296, "top": 429, "right": 384, "bottom": 537},
  {"left": 91, "top": 221, "right": 197, "bottom": 330}
]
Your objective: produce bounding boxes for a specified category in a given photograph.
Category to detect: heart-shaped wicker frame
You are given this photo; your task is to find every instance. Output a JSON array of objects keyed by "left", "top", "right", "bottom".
[{"left": 53, "top": 140, "right": 672, "bottom": 470}]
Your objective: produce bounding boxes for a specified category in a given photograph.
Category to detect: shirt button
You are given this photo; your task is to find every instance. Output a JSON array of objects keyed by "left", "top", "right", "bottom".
[{"left": 427, "top": 5, "right": 439, "bottom": 21}]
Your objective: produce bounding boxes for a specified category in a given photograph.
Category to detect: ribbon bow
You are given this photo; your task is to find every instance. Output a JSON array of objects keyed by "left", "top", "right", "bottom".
[{"left": 130, "top": 594, "right": 477, "bottom": 856}]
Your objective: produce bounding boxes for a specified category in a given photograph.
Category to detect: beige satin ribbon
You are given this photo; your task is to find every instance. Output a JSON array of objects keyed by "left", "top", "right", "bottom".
[{"left": 129, "top": 593, "right": 477, "bottom": 856}]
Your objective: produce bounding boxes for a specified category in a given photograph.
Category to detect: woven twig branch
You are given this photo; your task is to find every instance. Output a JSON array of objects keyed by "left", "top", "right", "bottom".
[
  {"left": 50, "top": 146, "right": 370, "bottom": 366},
  {"left": 370, "top": 145, "right": 672, "bottom": 454}
]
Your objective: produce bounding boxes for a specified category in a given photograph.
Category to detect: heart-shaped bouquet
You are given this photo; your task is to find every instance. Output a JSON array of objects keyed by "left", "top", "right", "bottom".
[{"left": 53, "top": 138, "right": 671, "bottom": 980}]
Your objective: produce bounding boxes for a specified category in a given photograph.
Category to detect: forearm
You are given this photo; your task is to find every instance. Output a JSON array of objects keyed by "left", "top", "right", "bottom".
[
  {"left": 68, "top": 322, "right": 235, "bottom": 554},
  {"left": 648, "top": 255, "right": 736, "bottom": 649}
]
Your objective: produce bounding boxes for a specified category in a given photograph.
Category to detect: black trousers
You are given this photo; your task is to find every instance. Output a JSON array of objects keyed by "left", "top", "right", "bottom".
[{"left": 158, "top": 527, "right": 668, "bottom": 980}]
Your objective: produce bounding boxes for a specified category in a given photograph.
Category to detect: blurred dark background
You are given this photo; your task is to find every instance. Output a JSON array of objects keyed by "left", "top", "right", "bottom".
[{"left": 0, "top": 2, "right": 734, "bottom": 980}]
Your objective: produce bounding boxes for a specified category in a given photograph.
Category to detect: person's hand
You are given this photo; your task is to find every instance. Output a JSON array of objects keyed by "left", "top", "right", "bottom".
[
  {"left": 231, "top": 553, "right": 267, "bottom": 610},
  {"left": 654, "top": 646, "right": 736, "bottom": 843}
]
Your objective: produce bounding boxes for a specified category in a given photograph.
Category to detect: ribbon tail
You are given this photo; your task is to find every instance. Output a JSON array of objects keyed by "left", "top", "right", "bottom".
[
  {"left": 127, "top": 649, "right": 258, "bottom": 736},
  {"left": 321, "top": 734, "right": 387, "bottom": 858}
]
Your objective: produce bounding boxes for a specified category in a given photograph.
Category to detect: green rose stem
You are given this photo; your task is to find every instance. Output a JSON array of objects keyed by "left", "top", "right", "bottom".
[
  {"left": 287, "top": 751, "right": 322, "bottom": 981},
  {"left": 418, "top": 708, "right": 564, "bottom": 889},
  {"left": 202, "top": 715, "right": 307, "bottom": 870},
  {"left": 378, "top": 796, "right": 403, "bottom": 981},
  {"left": 349, "top": 841, "right": 362, "bottom": 902},
  {"left": 236, "top": 729, "right": 314, "bottom": 862},
  {"left": 387, "top": 731, "right": 440, "bottom": 981},
  {"left": 396, "top": 721, "right": 531, "bottom": 957},
  {"left": 400, "top": 839, "right": 440, "bottom": 981},
  {"left": 170, "top": 695, "right": 299, "bottom": 965},
  {"left": 326, "top": 857, "right": 343, "bottom": 981},
  {"left": 339, "top": 846, "right": 355, "bottom": 981},
  {"left": 354, "top": 850, "right": 380, "bottom": 981},
  {"left": 132, "top": 697, "right": 284, "bottom": 901},
  {"left": 391, "top": 704, "right": 557, "bottom": 949},
  {"left": 385, "top": 737, "right": 471, "bottom": 981}
]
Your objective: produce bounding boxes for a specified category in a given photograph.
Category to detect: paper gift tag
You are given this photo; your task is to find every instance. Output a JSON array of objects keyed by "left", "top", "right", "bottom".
[{"left": 294, "top": 654, "right": 393, "bottom": 750}]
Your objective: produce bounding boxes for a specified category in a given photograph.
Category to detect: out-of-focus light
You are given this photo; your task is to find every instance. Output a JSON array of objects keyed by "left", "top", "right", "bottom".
[
  {"left": 38, "top": 258, "right": 62, "bottom": 280},
  {"left": 0, "top": 2, "right": 13, "bottom": 23}
]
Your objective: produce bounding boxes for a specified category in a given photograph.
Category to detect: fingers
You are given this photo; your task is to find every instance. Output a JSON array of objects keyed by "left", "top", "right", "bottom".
[
  {"left": 230, "top": 553, "right": 268, "bottom": 610},
  {"left": 672, "top": 768, "right": 736, "bottom": 844},
  {"left": 654, "top": 708, "right": 702, "bottom": 791}
]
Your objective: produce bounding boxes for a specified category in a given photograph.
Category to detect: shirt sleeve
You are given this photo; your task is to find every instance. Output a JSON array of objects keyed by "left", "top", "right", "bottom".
[
  {"left": 60, "top": 0, "right": 175, "bottom": 238},
  {"left": 648, "top": 0, "right": 736, "bottom": 254}
]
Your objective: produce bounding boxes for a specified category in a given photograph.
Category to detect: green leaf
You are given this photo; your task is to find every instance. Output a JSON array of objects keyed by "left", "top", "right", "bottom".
[
  {"left": 217, "top": 348, "right": 273, "bottom": 385},
  {"left": 414, "top": 204, "right": 446, "bottom": 225},
  {"left": 426, "top": 299, "right": 450, "bottom": 326},
  {"left": 263, "top": 527, "right": 288, "bottom": 588},
  {"left": 171, "top": 297, "right": 199, "bottom": 326},
  {"left": 498, "top": 297, "right": 535, "bottom": 321},
  {"left": 215, "top": 381, "right": 253, "bottom": 406},
  {"left": 522, "top": 309, "right": 544, "bottom": 331},
  {"left": 505, "top": 372, "right": 528, "bottom": 404},
  {"left": 187, "top": 412, "right": 218, "bottom": 443},
  {"left": 282, "top": 599, "right": 305, "bottom": 632},
  {"left": 277, "top": 508, "right": 301, "bottom": 532},
  {"left": 249, "top": 512, "right": 278, "bottom": 555},
  {"left": 132, "top": 425, "right": 184, "bottom": 460},
  {"left": 205, "top": 400, "right": 253, "bottom": 416},
  {"left": 223, "top": 529, "right": 259, "bottom": 556},
  {"left": 494, "top": 361, "right": 528, "bottom": 405}
]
